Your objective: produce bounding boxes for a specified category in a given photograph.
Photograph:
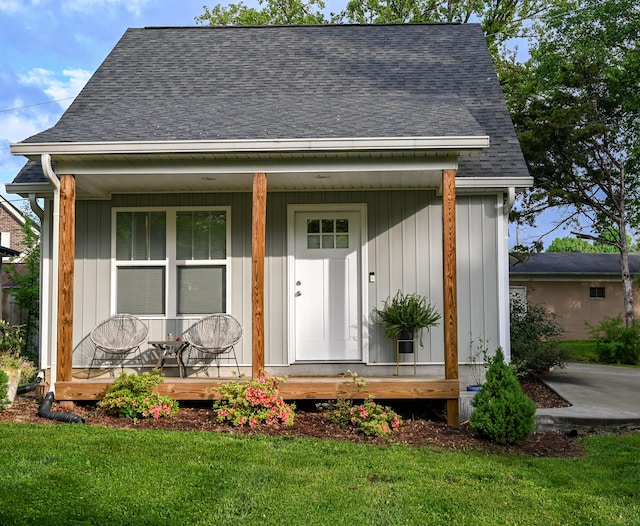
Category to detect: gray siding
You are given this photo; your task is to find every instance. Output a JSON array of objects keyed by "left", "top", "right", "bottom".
[{"left": 69, "top": 191, "right": 503, "bottom": 369}]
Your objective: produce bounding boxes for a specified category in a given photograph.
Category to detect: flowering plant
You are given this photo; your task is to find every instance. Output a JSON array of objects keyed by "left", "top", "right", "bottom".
[
  {"left": 320, "top": 371, "right": 402, "bottom": 438},
  {"left": 0, "top": 321, "right": 37, "bottom": 383},
  {"left": 98, "top": 370, "right": 179, "bottom": 422},
  {"left": 212, "top": 371, "right": 295, "bottom": 427}
]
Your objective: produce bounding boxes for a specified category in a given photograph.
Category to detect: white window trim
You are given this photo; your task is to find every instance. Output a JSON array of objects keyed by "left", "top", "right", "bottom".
[{"left": 111, "top": 206, "right": 231, "bottom": 319}]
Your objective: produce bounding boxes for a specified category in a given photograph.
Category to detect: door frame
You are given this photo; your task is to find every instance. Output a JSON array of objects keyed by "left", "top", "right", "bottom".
[{"left": 287, "top": 203, "right": 369, "bottom": 365}]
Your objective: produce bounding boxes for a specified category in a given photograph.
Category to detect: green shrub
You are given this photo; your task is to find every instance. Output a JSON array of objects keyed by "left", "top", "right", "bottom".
[
  {"left": 319, "top": 371, "right": 402, "bottom": 437},
  {"left": 470, "top": 348, "right": 536, "bottom": 444},
  {"left": 589, "top": 316, "right": 640, "bottom": 365},
  {"left": 510, "top": 298, "right": 567, "bottom": 374},
  {"left": 98, "top": 370, "right": 179, "bottom": 421},
  {"left": 0, "top": 369, "right": 9, "bottom": 410},
  {"left": 212, "top": 372, "right": 295, "bottom": 427}
]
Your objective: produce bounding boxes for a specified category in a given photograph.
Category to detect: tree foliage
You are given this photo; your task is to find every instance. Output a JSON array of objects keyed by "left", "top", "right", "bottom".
[
  {"left": 512, "top": 0, "right": 640, "bottom": 324},
  {"left": 4, "top": 217, "right": 40, "bottom": 361},
  {"left": 196, "top": 0, "right": 560, "bottom": 57},
  {"left": 546, "top": 236, "right": 621, "bottom": 253}
]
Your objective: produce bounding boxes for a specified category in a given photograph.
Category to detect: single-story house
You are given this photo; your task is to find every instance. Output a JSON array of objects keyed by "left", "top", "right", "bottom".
[
  {"left": 510, "top": 252, "right": 640, "bottom": 339},
  {"left": 9, "top": 24, "right": 531, "bottom": 424}
]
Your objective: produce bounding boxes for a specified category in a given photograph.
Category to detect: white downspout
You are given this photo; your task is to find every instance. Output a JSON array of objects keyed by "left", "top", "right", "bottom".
[
  {"left": 40, "top": 154, "right": 60, "bottom": 394},
  {"left": 497, "top": 188, "right": 516, "bottom": 361},
  {"left": 28, "top": 195, "right": 46, "bottom": 374}
]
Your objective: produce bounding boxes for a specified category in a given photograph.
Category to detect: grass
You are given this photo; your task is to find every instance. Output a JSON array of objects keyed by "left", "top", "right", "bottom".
[
  {"left": 560, "top": 340, "right": 640, "bottom": 368},
  {"left": 0, "top": 423, "right": 639, "bottom": 525},
  {"left": 560, "top": 340, "right": 599, "bottom": 363}
]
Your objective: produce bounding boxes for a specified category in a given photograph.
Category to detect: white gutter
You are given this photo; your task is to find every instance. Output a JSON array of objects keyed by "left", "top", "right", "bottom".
[
  {"left": 11, "top": 136, "right": 490, "bottom": 156},
  {"left": 41, "top": 154, "right": 60, "bottom": 395}
]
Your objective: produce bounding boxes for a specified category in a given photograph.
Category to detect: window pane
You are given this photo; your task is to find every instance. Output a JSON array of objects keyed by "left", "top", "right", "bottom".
[
  {"left": 178, "top": 266, "right": 226, "bottom": 314},
  {"left": 116, "top": 212, "right": 132, "bottom": 260},
  {"left": 117, "top": 267, "right": 165, "bottom": 315},
  {"left": 307, "top": 219, "right": 319, "bottom": 234},
  {"left": 176, "top": 211, "right": 226, "bottom": 260},
  {"left": 307, "top": 235, "right": 320, "bottom": 249},
  {"left": 336, "top": 234, "right": 349, "bottom": 248},
  {"left": 322, "top": 235, "right": 334, "bottom": 249},
  {"left": 322, "top": 219, "right": 334, "bottom": 233},
  {"left": 117, "top": 212, "right": 166, "bottom": 261},
  {"left": 176, "top": 212, "right": 193, "bottom": 260},
  {"left": 149, "top": 213, "right": 166, "bottom": 260},
  {"left": 209, "top": 211, "right": 227, "bottom": 259},
  {"left": 336, "top": 219, "right": 349, "bottom": 233}
]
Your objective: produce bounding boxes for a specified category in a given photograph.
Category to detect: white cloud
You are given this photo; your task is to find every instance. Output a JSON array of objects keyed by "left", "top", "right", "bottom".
[
  {"left": 0, "top": 0, "right": 22, "bottom": 14},
  {"left": 61, "top": 0, "right": 150, "bottom": 17},
  {"left": 18, "top": 67, "right": 92, "bottom": 110}
]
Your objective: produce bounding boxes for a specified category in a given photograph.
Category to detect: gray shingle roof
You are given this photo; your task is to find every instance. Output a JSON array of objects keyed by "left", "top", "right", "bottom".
[
  {"left": 510, "top": 253, "right": 640, "bottom": 275},
  {"left": 18, "top": 24, "right": 527, "bottom": 179}
]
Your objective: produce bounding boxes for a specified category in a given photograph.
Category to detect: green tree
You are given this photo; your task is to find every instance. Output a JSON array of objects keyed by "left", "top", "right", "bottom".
[
  {"left": 196, "top": 0, "right": 561, "bottom": 58},
  {"left": 195, "top": 0, "right": 328, "bottom": 25},
  {"left": 512, "top": 0, "right": 640, "bottom": 326},
  {"left": 5, "top": 217, "right": 40, "bottom": 361},
  {"left": 546, "top": 236, "right": 620, "bottom": 253}
]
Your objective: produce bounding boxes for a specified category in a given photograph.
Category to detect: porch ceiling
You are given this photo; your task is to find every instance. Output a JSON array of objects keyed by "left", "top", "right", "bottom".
[{"left": 50, "top": 150, "right": 461, "bottom": 197}]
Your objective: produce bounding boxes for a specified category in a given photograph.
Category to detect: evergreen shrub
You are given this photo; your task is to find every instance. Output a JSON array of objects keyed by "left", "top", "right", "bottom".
[
  {"left": 469, "top": 348, "right": 536, "bottom": 444},
  {"left": 589, "top": 316, "right": 640, "bottom": 365},
  {"left": 0, "top": 370, "right": 9, "bottom": 409}
]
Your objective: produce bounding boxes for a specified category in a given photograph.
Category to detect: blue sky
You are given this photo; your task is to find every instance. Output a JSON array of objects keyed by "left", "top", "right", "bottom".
[
  {"left": 0, "top": 0, "right": 565, "bottom": 247},
  {"left": 0, "top": 0, "right": 212, "bottom": 203}
]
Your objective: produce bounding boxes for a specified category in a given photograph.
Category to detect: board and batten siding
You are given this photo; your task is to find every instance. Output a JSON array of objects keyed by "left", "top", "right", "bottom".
[{"left": 67, "top": 191, "right": 503, "bottom": 369}]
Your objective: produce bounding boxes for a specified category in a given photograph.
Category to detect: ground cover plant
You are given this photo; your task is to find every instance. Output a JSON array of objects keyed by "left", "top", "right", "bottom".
[
  {"left": 319, "top": 371, "right": 402, "bottom": 437},
  {"left": 212, "top": 372, "right": 295, "bottom": 427},
  {"left": 0, "top": 423, "right": 638, "bottom": 525},
  {"left": 98, "top": 370, "right": 179, "bottom": 421}
]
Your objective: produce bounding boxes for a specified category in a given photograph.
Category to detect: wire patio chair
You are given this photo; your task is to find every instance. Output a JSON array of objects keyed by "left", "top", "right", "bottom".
[
  {"left": 88, "top": 314, "right": 148, "bottom": 376},
  {"left": 182, "top": 314, "right": 242, "bottom": 376}
]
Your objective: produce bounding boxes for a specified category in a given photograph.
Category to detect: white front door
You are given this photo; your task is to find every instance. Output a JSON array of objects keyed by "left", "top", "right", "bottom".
[{"left": 292, "top": 209, "right": 362, "bottom": 361}]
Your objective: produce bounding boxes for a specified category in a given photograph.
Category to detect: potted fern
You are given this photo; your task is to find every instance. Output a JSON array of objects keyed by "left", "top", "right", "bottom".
[{"left": 374, "top": 291, "right": 441, "bottom": 354}]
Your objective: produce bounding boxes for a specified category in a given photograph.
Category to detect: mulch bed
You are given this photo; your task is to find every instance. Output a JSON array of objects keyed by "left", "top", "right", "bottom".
[{"left": 0, "top": 376, "right": 583, "bottom": 458}]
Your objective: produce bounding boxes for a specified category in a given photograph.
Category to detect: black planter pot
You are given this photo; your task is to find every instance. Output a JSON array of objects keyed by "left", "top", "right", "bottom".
[{"left": 397, "top": 330, "right": 415, "bottom": 354}]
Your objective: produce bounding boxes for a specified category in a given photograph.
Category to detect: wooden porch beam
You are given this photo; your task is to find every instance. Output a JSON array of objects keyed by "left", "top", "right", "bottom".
[
  {"left": 252, "top": 172, "right": 267, "bottom": 377},
  {"left": 57, "top": 174, "right": 76, "bottom": 383},
  {"left": 442, "top": 168, "right": 460, "bottom": 426}
]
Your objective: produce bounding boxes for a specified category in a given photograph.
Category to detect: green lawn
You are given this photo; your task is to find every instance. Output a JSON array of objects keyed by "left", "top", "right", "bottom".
[
  {"left": 560, "top": 340, "right": 599, "bottom": 363},
  {"left": 1, "top": 423, "right": 639, "bottom": 525}
]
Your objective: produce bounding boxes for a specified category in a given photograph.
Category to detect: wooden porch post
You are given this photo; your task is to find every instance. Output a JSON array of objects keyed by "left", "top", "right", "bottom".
[
  {"left": 252, "top": 172, "right": 267, "bottom": 378},
  {"left": 57, "top": 174, "right": 76, "bottom": 384},
  {"left": 442, "top": 169, "right": 460, "bottom": 426}
]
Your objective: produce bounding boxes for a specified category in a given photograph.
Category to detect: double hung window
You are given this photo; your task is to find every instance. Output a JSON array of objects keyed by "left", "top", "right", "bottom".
[{"left": 113, "top": 208, "right": 229, "bottom": 317}]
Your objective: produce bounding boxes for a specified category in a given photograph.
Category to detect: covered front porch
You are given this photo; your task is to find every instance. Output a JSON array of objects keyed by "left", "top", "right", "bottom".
[{"left": 12, "top": 142, "right": 489, "bottom": 427}]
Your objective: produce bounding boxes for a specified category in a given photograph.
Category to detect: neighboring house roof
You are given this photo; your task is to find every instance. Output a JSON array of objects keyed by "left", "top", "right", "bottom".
[
  {"left": 0, "top": 246, "right": 20, "bottom": 258},
  {"left": 12, "top": 24, "right": 527, "bottom": 184},
  {"left": 510, "top": 253, "right": 640, "bottom": 277}
]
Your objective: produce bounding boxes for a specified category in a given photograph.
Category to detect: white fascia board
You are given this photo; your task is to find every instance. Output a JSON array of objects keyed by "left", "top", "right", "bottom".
[
  {"left": 5, "top": 183, "right": 53, "bottom": 197},
  {"left": 455, "top": 176, "right": 533, "bottom": 191},
  {"left": 11, "top": 136, "right": 490, "bottom": 156}
]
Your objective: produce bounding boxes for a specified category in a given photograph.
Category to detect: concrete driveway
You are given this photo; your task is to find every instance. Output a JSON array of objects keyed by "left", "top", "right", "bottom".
[{"left": 535, "top": 363, "right": 640, "bottom": 433}]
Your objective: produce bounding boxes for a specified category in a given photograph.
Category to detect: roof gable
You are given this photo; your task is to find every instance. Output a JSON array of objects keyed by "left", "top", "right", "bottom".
[{"left": 16, "top": 24, "right": 527, "bottom": 180}]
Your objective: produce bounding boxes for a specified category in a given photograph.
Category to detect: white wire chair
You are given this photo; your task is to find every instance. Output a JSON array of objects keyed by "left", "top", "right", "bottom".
[
  {"left": 88, "top": 314, "right": 148, "bottom": 376},
  {"left": 182, "top": 314, "right": 242, "bottom": 376}
]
